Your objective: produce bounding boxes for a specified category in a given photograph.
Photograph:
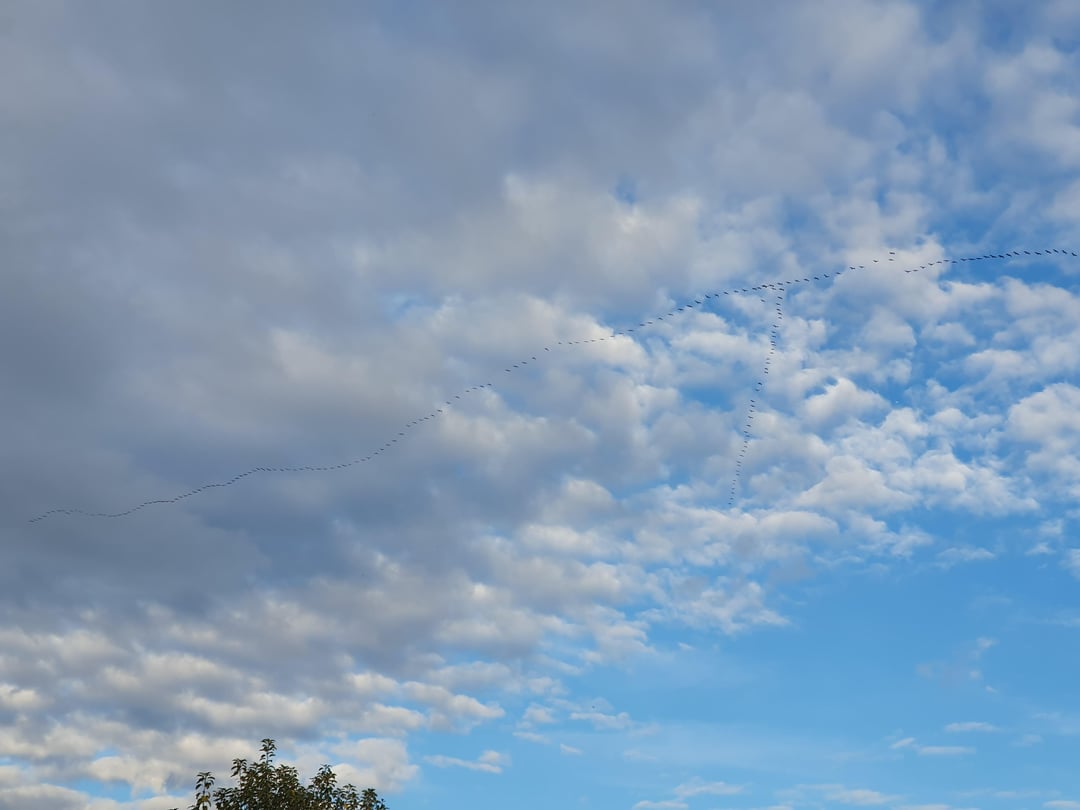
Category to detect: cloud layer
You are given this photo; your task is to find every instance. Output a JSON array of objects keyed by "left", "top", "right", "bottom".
[{"left": 3, "top": 2, "right": 1080, "bottom": 809}]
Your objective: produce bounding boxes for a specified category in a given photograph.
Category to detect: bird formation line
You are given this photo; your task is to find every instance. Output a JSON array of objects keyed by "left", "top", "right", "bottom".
[
  {"left": 28, "top": 247, "right": 1078, "bottom": 523},
  {"left": 730, "top": 289, "right": 785, "bottom": 508}
]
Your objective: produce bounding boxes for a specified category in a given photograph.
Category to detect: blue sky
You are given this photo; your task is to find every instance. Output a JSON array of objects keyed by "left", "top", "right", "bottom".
[{"left": 3, "top": 2, "right": 1080, "bottom": 810}]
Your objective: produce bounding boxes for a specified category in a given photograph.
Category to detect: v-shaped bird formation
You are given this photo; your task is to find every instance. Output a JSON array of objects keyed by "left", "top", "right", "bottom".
[{"left": 29, "top": 248, "right": 1079, "bottom": 524}]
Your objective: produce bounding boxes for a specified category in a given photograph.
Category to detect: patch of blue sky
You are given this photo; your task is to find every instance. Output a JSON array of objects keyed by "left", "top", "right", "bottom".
[
  {"left": 380, "top": 292, "right": 438, "bottom": 324},
  {"left": 70, "top": 778, "right": 136, "bottom": 803},
  {"left": 530, "top": 552, "right": 1080, "bottom": 809},
  {"left": 613, "top": 174, "right": 638, "bottom": 207}
]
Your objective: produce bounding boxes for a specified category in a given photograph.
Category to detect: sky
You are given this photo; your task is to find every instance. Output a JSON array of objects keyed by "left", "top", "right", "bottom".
[{"left": 2, "top": 2, "right": 1080, "bottom": 809}]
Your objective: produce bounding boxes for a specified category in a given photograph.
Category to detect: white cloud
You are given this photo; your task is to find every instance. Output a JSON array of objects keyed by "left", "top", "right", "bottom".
[
  {"left": 943, "top": 721, "right": 999, "bottom": 733},
  {"left": 1064, "top": 549, "right": 1080, "bottom": 580},
  {"left": 0, "top": 685, "right": 47, "bottom": 712},
  {"left": 512, "top": 731, "right": 549, "bottom": 745},
  {"left": 936, "top": 547, "right": 996, "bottom": 566},
  {"left": 321, "top": 738, "right": 419, "bottom": 794},
  {"left": 521, "top": 704, "right": 557, "bottom": 726},
  {"left": 916, "top": 745, "right": 975, "bottom": 757},
  {"left": 424, "top": 750, "right": 509, "bottom": 775},
  {"left": 402, "top": 683, "right": 505, "bottom": 730},
  {"left": 801, "top": 377, "right": 888, "bottom": 427},
  {"left": 673, "top": 778, "right": 744, "bottom": 798},
  {"left": 825, "top": 787, "right": 899, "bottom": 805},
  {"left": 649, "top": 578, "right": 789, "bottom": 635},
  {"left": 1009, "top": 385, "right": 1080, "bottom": 492},
  {"left": 569, "top": 710, "right": 634, "bottom": 731}
]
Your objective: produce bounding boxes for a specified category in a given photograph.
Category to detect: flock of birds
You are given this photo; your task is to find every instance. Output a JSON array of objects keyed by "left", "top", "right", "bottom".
[
  {"left": 29, "top": 248, "right": 1078, "bottom": 524},
  {"left": 731, "top": 290, "right": 785, "bottom": 507}
]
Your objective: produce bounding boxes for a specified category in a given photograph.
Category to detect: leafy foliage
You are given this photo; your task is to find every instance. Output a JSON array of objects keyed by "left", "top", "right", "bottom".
[{"left": 173, "top": 738, "right": 388, "bottom": 810}]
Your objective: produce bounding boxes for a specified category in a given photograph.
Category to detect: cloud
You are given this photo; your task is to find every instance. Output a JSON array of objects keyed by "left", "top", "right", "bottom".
[
  {"left": 936, "top": 547, "right": 996, "bottom": 567},
  {"left": 559, "top": 743, "right": 583, "bottom": 756},
  {"left": 944, "top": 721, "right": 1000, "bottom": 733},
  {"left": 672, "top": 778, "right": 744, "bottom": 798},
  {"left": 423, "top": 750, "right": 509, "bottom": 775},
  {"left": 320, "top": 738, "right": 419, "bottom": 794},
  {"left": 569, "top": 710, "right": 634, "bottom": 731},
  {"left": 916, "top": 746, "right": 975, "bottom": 757},
  {"left": 917, "top": 637, "right": 999, "bottom": 687},
  {"left": 2, "top": 2, "right": 1080, "bottom": 808},
  {"left": 0, "top": 685, "right": 47, "bottom": 713},
  {"left": 647, "top": 578, "right": 789, "bottom": 635},
  {"left": 801, "top": 377, "right": 888, "bottom": 428},
  {"left": 1064, "top": 549, "right": 1080, "bottom": 580},
  {"left": 522, "top": 704, "right": 556, "bottom": 726},
  {"left": 1008, "top": 385, "right": 1080, "bottom": 493},
  {"left": 512, "top": 731, "right": 549, "bottom": 745},
  {"left": 825, "top": 787, "right": 899, "bottom": 805},
  {"left": 401, "top": 682, "right": 505, "bottom": 731}
]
